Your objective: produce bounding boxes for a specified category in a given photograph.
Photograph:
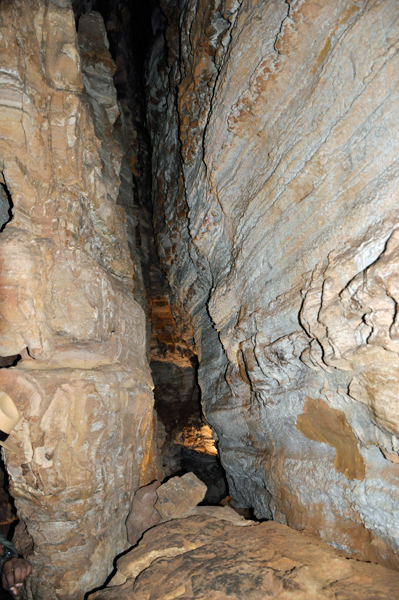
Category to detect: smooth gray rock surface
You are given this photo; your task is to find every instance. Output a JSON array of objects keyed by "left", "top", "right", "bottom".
[{"left": 147, "top": 0, "right": 399, "bottom": 568}]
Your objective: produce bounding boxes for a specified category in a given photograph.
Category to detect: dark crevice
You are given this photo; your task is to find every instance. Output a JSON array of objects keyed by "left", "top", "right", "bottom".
[
  {"left": 88, "top": 3, "right": 228, "bottom": 502},
  {"left": 0, "top": 355, "right": 21, "bottom": 369},
  {"left": 73, "top": 0, "right": 158, "bottom": 70},
  {"left": 0, "top": 178, "right": 13, "bottom": 232},
  {"left": 71, "top": 4, "right": 231, "bottom": 597},
  {"left": 154, "top": 355, "right": 227, "bottom": 504},
  {"left": 0, "top": 455, "right": 18, "bottom": 543},
  {"left": 0, "top": 356, "right": 22, "bottom": 559},
  {"left": 84, "top": 564, "right": 118, "bottom": 600}
]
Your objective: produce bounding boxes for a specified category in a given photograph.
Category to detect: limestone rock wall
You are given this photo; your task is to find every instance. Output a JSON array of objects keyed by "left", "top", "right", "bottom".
[
  {"left": 0, "top": 2, "right": 158, "bottom": 598},
  {"left": 93, "top": 0, "right": 204, "bottom": 480},
  {"left": 147, "top": 0, "right": 399, "bottom": 567}
]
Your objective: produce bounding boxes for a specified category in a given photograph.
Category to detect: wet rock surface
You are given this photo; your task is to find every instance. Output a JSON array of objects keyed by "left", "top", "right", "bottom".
[
  {"left": 90, "top": 512, "right": 399, "bottom": 600},
  {"left": 147, "top": 0, "right": 399, "bottom": 568}
]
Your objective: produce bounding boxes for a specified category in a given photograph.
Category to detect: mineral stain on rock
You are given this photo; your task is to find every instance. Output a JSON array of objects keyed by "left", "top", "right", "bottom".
[{"left": 296, "top": 397, "right": 365, "bottom": 480}]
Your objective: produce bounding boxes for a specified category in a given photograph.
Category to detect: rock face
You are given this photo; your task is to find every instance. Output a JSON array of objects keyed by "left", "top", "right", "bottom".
[
  {"left": 126, "top": 481, "right": 161, "bottom": 547},
  {"left": 125, "top": 472, "right": 209, "bottom": 546},
  {"left": 90, "top": 0, "right": 209, "bottom": 484},
  {"left": 155, "top": 472, "right": 207, "bottom": 519},
  {"left": 90, "top": 512, "right": 399, "bottom": 600},
  {"left": 0, "top": 2, "right": 158, "bottom": 598},
  {"left": 147, "top": 0, "right": 399, "bottom": 568}
]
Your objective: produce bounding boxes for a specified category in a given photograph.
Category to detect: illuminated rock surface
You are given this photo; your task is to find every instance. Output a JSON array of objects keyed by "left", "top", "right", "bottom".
[
  {"left": 155, "top": 472, "right": 207, "bottom": 520},
  {"left": 0, "top": 3, "right": 158, "bottom": 598},
  {"left": 1, "top": 0, "right": 399, "bottom": 597},
  {"left": 147, "top": 0, "right": 399, "bottom": 568},
  {"left": 91, "top": 512, "right": 399, "bottom": 600}
]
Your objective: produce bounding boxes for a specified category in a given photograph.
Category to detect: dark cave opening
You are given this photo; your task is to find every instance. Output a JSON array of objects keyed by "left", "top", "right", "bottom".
[
  {"left": 0, "top": 455, "right": 18, "bottom": 539},
  {"left": 153, "top": 355, "right": 228, "bottom": 505},
  {"left": 72, "top": 0, "right": 159, "bottom": 67},
  {"left": 0, "top": 356, "right": 21, "bottom": 369},
  {"left": 0, "top": 179, "right": 13, "bottom": 233}
]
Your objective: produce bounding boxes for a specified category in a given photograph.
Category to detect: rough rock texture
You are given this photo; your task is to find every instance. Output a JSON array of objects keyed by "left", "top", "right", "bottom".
[
  {"left": 0, "top": 2, "right": 159, "bottom": 598},
  {"left": 155, "top": 472, "right": 207, "bottom": 519},
  {"left": 90, "top": 513, "right": 399, "bottom": 600},
  {"left": 0, "top": 182, "right": 11, "bottom": 231},
  {"left": 180, "top": 446, "right": 227, "bottom": 504},
  {"left": 80, "top": 0, "right": 210, "bottom": 483},
  {"left": 126, "top": 471, "right": 224, "bottom": 548},
  {"left": 147, "top": 0, "right": 399, "bottom": 568},
  {"left": 126, "top": 481, "right": 161, "bottom": 546}
]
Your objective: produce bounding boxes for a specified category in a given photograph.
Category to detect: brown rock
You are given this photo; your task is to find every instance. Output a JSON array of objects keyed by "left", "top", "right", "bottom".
[
  {"left": 0, "top": 2, "right": 159, "bottom": 598},
  {"left": 91, "top": 514, "right": 399, "bottom": 599},
  {"left": 296, "top": 397, "right": 366, "bottom": 480},
  {"left": 12, "top": 519, "right": 34, "bottom": 559},
  {"left": 126, "top": 481, "right": 161, "bottom": 546},
  {"left": 155, "top": 473, "right": 207, "bottom": 520}
]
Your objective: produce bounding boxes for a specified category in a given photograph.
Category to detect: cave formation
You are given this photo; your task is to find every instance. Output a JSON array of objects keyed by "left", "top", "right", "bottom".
[{"left": 0, "top": 0, "right": 399, "bottom": 598}]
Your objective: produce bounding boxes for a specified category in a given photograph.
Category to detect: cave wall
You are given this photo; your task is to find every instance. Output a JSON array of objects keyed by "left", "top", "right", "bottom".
[
  {"left": 0, "top": 2, "right": 159, "bottom": 598},
  {"left": 82, "top": 0, "right": 205, "bottom": 480},
  {"left": 147, "top": 0, "right": 399, "bottom": 567}
]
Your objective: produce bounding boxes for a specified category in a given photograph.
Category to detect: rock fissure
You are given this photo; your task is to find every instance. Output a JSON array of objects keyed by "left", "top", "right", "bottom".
[
  {"left": 273, "top": 0, "right": 291, "bottom": 55},
  {"left": 0, "top": 0, "right": 399, "bottom": 598},
  {"left": 0, "top": 180, "right": 13, "bottom": 232}
]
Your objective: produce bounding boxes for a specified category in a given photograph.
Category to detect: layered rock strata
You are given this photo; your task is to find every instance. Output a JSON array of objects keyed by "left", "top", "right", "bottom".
[
  {"left": 74, "top": 0, "right": 218, "bottom": 493},
  {"left": 147, "top": 0, "right": 399, "bottom": 567},
  {"left": 81, "top": 0, "right": 209, "bottom": 483},
  {"left": 91, "top": 512, "right": 399, "bottom": 600},
  {"left": 0, "top": 2, "right": 158, "bottom": 598}
]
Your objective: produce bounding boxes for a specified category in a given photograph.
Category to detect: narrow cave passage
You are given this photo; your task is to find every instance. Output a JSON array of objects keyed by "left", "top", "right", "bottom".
[
  {"left": 1, "top": 1, "right": 399, "bottom": 598},
  {"left": 0, "top": 2, "right": 235, "bottom": 596},
  {"left": 71, "top": 0, "right": 229, "bottom": 505}
]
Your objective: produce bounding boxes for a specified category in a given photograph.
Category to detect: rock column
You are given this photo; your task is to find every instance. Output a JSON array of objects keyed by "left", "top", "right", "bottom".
[{"left": 0, "top": 2, "right": 158, "bottom": 597}]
